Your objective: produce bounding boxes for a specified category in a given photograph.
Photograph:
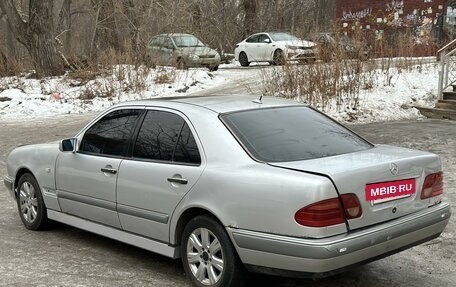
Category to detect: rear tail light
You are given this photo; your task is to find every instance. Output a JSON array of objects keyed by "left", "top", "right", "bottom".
[
  {"left": 295, "top": 193, "right": 362, "bottom": 227},
  {"left": 341, "top": 194, "right": 363, "bottom": 219},
  {"left": 420, "top": 172, "right": 443, "bottom": 199}
]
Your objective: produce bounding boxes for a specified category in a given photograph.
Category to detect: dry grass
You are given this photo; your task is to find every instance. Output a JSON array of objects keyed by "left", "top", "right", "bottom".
[
  {"left": 0, "top": 54, "right": 24, "bottom": 77},
  {"left": 261, "top": 32, "right": 431, "bottom": 112},
  {"left": 154, "top": 67, "right": 176, "bottom": 84},
  {"left": 64, "top": 47, "right": 157, "bottom": 100}
]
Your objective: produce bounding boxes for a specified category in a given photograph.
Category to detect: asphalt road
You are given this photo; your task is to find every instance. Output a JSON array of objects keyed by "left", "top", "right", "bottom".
[{"left": 0, "top": 115, "right": 454, "bottom": 287}]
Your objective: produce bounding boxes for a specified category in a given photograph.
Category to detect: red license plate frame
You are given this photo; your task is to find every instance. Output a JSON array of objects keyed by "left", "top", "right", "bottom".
[{"left": 365, "top": 178, "right": 416, "bottom": 202}]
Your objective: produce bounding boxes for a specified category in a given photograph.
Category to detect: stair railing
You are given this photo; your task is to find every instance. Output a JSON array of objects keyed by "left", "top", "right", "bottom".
[{"left": 437, "top": 38, "right": 456, "bottom": 100}]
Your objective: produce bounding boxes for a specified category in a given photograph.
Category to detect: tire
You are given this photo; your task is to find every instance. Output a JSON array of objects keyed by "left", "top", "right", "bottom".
[
  {"left": 323, "top": 51, "right": 336, "bottom": 62},
  {"left": 16, "top": 173, "right": 49, "bottom": 230},
  {"left": 176, "top": 58, "right": 187, "bottom": 70},
  {"left": 181, "top": 215, "right": 247, "bottom": 287},
  {"left": 273, "top": 49, "right": 285, "bottom": 65},
  {"left": 238, "top": 52, "right": 250, "bottom": 67},
  {"left": 209, "top": 65, "right": 219, "bottom": 72},
  {"left": 305, "top": 58, "right": 316, "bottom": 64}
]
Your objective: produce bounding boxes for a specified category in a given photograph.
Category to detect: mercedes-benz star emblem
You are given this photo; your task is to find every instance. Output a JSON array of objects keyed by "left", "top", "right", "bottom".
[{"left": 390, "top": 163, "right": 399, "bottom": 175}]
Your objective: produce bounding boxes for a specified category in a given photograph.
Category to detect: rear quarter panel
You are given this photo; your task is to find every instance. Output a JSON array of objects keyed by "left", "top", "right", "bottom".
[{"left": 170, "top": 163, "right": 346, "bottom": 244}]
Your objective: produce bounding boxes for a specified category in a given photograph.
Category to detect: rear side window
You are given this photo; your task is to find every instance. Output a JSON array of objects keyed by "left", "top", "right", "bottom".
[
  {"left": 150, "top": 37, "right": 163, "bottom": 47},
  {"left": 80, "top": 109, "right": 141, "bottom": 157},
  {"left": 173, "top": 123, "right": 201, "bottom": 164},
  {"left": 221, "top": 106, "right": 372, "bottom": 162},
  {"left": 133, "top": 110, "right": 201, "bottom": 164}
]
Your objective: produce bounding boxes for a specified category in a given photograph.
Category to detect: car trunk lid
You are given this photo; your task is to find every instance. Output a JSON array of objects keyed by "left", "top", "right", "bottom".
[{"left": 269, "top": 144, "right": 441, "bottom": 230}]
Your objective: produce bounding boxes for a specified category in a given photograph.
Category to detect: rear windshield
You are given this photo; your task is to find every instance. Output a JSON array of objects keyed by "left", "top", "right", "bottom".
[{"left": 221, "top": 106, "right": 372, "bottom": 162}]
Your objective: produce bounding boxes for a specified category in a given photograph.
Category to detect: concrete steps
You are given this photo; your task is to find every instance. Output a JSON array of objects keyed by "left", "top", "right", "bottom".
[
  {"left": 415, "top": 106, "right": 456, "bottom": 120},
  {"left": 436, "top": 99, "right": 456, "bottom": 110},
  {"left": 443, "top": 91, "right": 456, "bottom": 100},
  {"left": 415, "top": 85, "right": 456, "bottom": 120}
]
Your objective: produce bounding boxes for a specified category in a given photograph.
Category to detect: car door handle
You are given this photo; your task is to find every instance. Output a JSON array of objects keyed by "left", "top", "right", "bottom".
[
  {"left": 167, "top": 177, "right": 188, "bottom": 185},
  {"left": 101, "top": 167, "right": 117, "bottom": 174}
]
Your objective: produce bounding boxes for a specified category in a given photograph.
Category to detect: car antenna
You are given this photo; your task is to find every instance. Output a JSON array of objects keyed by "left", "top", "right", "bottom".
[{"left": 252, "top": 95, "right": 263, "bottom": 104}]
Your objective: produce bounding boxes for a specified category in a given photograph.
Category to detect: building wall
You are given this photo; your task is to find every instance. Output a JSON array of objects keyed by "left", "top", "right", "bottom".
[{"left": 335, "top": 0, "right": 448, "bottom": 41}]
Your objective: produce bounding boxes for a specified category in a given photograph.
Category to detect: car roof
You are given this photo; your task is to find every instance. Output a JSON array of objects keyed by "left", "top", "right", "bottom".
[
  {"left": 247, "top": 32, "right": 293, "bottom": 37},
  {"left": 153, "top": 33, "right": 195, "bottom": 37},
  {"left": 116, "top": 95, "right": 304, "bottom": 114}
]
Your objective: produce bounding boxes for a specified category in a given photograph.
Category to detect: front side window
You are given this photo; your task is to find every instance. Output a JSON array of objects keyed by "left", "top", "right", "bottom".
[
  {"left": 133, "top": 110, "right": 201, "bottom": 164},
  {"left": 80, "top": 109, "right": 141, "bottom": 157},
  {"left": 257, "top": 34, "right": 271, "bottom": 43},
  {"left": 246, "top": 35, "right": 259, "bottom": 43},
  {"left": 221, "top": 106, "right": 372, "bottom": 162},
  {"left": 163, "top": 37, "right": 175, "bottom": 49}
]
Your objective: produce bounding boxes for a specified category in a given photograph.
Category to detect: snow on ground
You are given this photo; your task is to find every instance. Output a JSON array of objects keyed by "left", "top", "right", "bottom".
[
  {"left": 326, "top": 63, "right": 440, "bottom": 123},
  {"left": 0, "top": 61, "right": 440, "bottom": 123},
  {"left": 0, "top": 66, "right": 233, "bottom": 121}
]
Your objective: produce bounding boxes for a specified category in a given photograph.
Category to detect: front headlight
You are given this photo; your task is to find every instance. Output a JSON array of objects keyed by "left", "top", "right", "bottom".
[{"left": 286, "top": 45, "right": 298, "bottom": 50}]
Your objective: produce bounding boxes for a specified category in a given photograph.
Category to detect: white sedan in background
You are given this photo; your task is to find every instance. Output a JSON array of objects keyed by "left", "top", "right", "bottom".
[{"left": 234, "top": 32, "right": 316, "bottom": 66}]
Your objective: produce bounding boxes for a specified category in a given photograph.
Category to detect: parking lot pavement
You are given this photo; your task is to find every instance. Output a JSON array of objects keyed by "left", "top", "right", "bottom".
[{"left": 0, "top": 116, "right": 454, "bottom": 287}]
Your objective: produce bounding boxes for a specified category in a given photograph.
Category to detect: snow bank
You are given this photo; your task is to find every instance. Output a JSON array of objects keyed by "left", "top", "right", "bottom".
[{"left": 0, "top": 62, "right": 440, "bottom": 124}]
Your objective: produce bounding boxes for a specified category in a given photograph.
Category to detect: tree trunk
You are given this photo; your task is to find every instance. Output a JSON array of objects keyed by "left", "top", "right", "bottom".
[
  {"left": 28, "top": 36, "right": 64, "bottom": 76},
  {"left": 28, "top": 0, "right": 64, "bottom": 75},
  {"left": 313, "top": 0, "right": 335, "bottom": 31},
  {"left": 92, "top": 0, "right": 120, "bottom": 53},
  {"left": 243, "top": 0, "right": 257, "bottom": 37},
  {"left": 191, "top": 1, "right": 202, "bottom": 36},
  {"left": 121, "top": 0, "right": 140, "bottom": 52},
  {"left": 0, "top": 0, "right": 64, "bottom": 76},
  {"left": 57, "top": 0, "right": 72, "bottom": 55}
]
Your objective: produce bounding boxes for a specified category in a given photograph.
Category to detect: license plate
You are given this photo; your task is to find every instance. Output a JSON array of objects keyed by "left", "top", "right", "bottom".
[{"left": 365, "top": 178, "right": 416, "bottom": 203}]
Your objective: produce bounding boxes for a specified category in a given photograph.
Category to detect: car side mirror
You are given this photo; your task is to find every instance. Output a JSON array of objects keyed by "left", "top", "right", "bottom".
[
  {"left": 264, "top": 38, "right": 271, "bottom": 44},
  {"left": 59, "top": 138, "right": 77, "bottom": 153}
]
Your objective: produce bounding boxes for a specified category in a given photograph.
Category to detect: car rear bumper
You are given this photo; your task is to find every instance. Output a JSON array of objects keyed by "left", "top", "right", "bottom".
[
  {"left": 228, "top": 201, "right": 451, "bottom": 276},
  {"left": 3, "top": 176, "right": 15, "bottom": 198}
]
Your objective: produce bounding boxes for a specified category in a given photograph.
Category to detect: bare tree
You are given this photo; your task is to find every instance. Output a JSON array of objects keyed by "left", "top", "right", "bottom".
[
  {"left": 0, "top": 0, "right": 64, "bottom": 76},
  {"left": 90, "top": 0, "right": 119, "bottom": 56},
  {"left": 242, "top": 0, "right": 257, "bottom": 37},
  {"left": 57, "top": 0, "right": 72, "bottom": 55},
  {"left": 312, "top": 0, "right": 335, "bottom": 31},
  {"left": 119, "top": 0, "right": 140, "bottom": 51},
  {"left": 0, "top": 0, "right": 337, "bottom": 76}
]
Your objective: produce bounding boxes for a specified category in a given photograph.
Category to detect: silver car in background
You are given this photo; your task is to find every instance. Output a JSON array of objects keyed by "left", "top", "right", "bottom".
[
  {"left": 148, "top": 33, "right": 221, "bottom": 71},
  {"left": 4, "top": 96, "right": 451, "bottom": 287}
]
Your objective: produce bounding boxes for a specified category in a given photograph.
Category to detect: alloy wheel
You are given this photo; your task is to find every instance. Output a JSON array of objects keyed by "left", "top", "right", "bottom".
[
  {"left": 19, "top": 181, "right": 38, "bottom": 224},
  {"left": 186, "top": 227, "right": 224, "bottom": 285}
]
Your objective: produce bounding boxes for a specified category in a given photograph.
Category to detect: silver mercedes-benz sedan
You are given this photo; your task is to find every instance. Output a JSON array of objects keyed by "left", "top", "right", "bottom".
[{"left": 4, "top": 95, "right": 451, "bottom": 287}]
